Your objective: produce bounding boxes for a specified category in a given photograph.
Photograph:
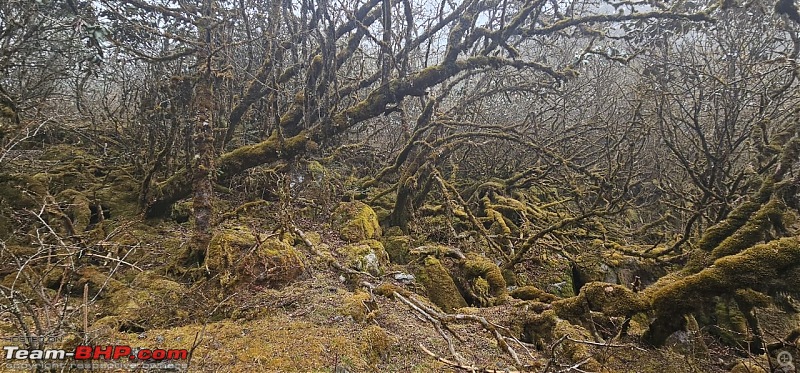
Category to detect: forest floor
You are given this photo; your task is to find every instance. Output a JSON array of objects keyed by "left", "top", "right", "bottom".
[{"left": 0, "top": 145, "right": 781, "bottom": 372}]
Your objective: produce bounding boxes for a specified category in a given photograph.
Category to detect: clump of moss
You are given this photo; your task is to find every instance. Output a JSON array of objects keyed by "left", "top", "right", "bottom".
[
  {"left": 77, "top": 267, "right": 124, "bottom": 295},
  {"left": 461, "top": 253, "right": 507, "bottom": 298},
  {"left": 332, "top": 201, "right": 382, "bottom": 242},
  {"left": 340, "top": 290, "right": 374, "bottom": 323},
  {"left": 106, "top": 271, "right": 190, "bottom": 329},
  {"left": 510, "top": 286, "right": 558, "bottom": 303},
  {"left": 206, "top": 227, "right": 305, "bottom": 287},
  {"left": 374, "top": 283, "right": 412, "bottom": 298},
  {"left": 522, "top": 310, "right": 600, "bottom": 370},
  {"left": 416, "top": 256, "right": 467, "bottom": 312},
  {"left": 361, "top": 325, "right": 393, "bottom": 365},
  {"left": 729, "top": 360, "right": 768, "bottom": 373},
  {"left": 337, "top": 239, "right": 389, "bottom": 276},
  {"left": 383, "top": 226, "right": 404, "bottom": 237},
  {"left": 55, "top": 189, "right": 91, "bottom": 234}
]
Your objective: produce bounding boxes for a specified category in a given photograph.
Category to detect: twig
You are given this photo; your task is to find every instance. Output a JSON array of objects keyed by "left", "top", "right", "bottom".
[
  {"left": 185, "top": 323, "right": 206, "bottom": 372},
  {"left": 419, "top": 344, "right": 525, "bottom": 373}
]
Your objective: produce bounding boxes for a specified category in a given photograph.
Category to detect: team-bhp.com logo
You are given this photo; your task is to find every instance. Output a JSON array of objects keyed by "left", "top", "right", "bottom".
[{"left": 4, "top": 345, "right": 188, "bottom": 361}]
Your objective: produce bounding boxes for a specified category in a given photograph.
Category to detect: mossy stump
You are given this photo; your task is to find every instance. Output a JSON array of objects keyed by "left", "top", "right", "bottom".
[{"left": 416, "top": 256, "right": 467, "bottom": 313}]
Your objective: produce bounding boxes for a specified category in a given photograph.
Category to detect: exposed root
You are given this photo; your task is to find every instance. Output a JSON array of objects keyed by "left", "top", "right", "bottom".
[{"left": 365, "top": 280, "right": 528, "bottom": 370}]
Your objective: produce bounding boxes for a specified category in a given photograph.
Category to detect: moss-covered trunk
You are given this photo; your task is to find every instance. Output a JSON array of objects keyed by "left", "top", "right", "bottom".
[
  {"left": 186, "top": 1, "right": 216, "bottom": 265},
  {"left": 644, "top": 237, "right": 800, "bottom": 345}
]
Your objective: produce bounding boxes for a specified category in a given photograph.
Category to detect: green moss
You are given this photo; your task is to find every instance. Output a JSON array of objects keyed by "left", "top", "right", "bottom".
[
  {"left": 340, "top": 290, "right": 373, "bottom": 323},
  {"left": 471, "top": 277, "right": 491, "bottom": 306},
  {"left": 374, "top": 283, "right": 412, "bottom": 298},
  {"left": 710, "top": 199, "right": 782, "bottom": 260},
  {"left": 415, "top": 256, "right": 467, "bottom": 312},
  {"left": 698, "top": 180, "right": 773, "bottom": 253},
  {"left": 510, "top": 286, "right": 558, "bottom": 303},
  {"left": 361, "top": 325, "right": 393, "bottom": 366},
  {"left": 106, "top": 271, "right": 190, "bottom": 329},
  {"left": 206, "top": 227, "right": 305, "bottom": 287},
  {"left": 729, "top": 361, "right": 767, "bottom": 373},
  {"left": 55, "top": 189, "right": 91, "bottom": 234},
  {"left": 382, "top": 235, "right": 413, "bottom": 264},
  {"left": 461, "top": 253, "right": 507, "bottom": 298},
  {"left": 332, "top": 201, "right": 382, "bottom": 242},
  {"left": 711, "top": 297, "right": 748, "bottom": 347},
  {"left": 645, "top": 237, "right": 800, "bottom": 345},
  {"left": 337, "top": 240, "right": 389, "bottom": 276},
  {"left": 521, "top": 310, "right": 599, "bottom": 370},
  {"left": 553, "top": 282, "right": 648, "bottom": 321},
  {"left": 77, "top": 267, "right": 124, "bottom": 295}
]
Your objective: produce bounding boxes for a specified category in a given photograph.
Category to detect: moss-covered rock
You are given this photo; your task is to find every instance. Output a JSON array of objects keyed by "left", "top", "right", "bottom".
[
  {"left": 332, "top": 201, "right": 382, "bottom": 242},
  {"left": 361, "top": 325, "right": 393, "bottom": 366},
  {"left": 416, "top": 256, "right": 467, "bottom": 313},
  {"left": 382, "top": 234, "right": 413, "bottom": 264},
  {"left": 336, "top": 239, "right": 389, "bottom": 276},
  {"left": 206, "top": 227, "right": 305, "bottom": 287},
  {"left": 105, "top": 271, "right": 190, "bottom": 330}
]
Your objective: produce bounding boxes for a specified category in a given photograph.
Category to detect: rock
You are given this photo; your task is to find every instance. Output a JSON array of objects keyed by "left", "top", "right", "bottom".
[
  {"left": 337, "top": 239, "right": 389, "bottom": 276},
  {"left": 573, "top": 251, "right": 666, "bottom": 290},
  {"left": 393, "top": 272, "right": 415, "bottom": 283},
  {"left": 332, "top": 201, "right": 382, "bottom": 242}
]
